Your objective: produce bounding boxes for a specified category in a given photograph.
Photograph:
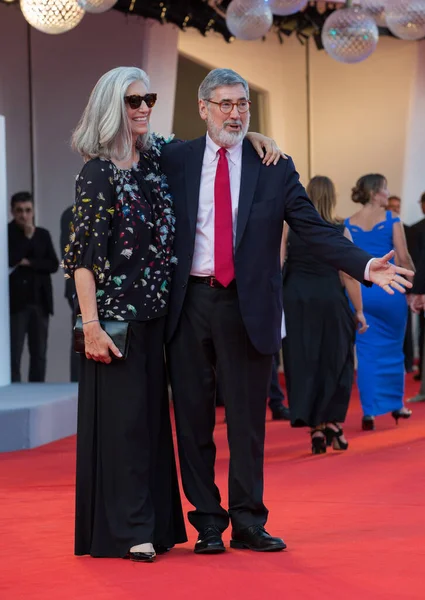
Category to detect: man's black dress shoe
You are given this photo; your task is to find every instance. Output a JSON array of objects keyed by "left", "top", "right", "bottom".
[
  {"left": 230, "top": 525, "right": 286, "bottom": 552},
  {"left": 194, "top": 525, "right": 225, "bottom": 554},
  {"left": 124, "top": 550, "right": 156, "bottom": 563},
  {"left": 271, "top": 405, "right": 290, "bottom": 421}
]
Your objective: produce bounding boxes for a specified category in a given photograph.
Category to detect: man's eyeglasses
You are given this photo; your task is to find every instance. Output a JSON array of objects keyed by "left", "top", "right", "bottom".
[
  {"left": 206, "top": 99, "right": 251, "bottom": 114},
  {"left": 124, "top": 93, "right": 157, "bottom": 110}
]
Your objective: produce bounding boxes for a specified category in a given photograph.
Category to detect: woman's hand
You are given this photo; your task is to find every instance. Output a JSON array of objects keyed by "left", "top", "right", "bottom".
[
  {"left": 83, "top": 321, "right": 122, "bottom": 363},
  {"left": 246, "top": 132, "right": 287, "bottom": 166},
  {"left": 355, "top": 310, "right": 369, "bottom": 334}
]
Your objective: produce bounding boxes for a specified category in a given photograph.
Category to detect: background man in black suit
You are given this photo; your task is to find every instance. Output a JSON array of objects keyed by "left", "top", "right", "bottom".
[
  {"left": 407, "top": 241, "right": 425, "bottom": 402},
  {"left": 408, "top": 192, "right": 425, "bottom": 380},
  {"left": 161, "top": 69, "right": 413, "bottom": 555},
  {"left": 60, "top": 205, "right": 79, "bottom": 382},
  {"left": 8, "top": 192, "right": 59, "bottom": 382}
]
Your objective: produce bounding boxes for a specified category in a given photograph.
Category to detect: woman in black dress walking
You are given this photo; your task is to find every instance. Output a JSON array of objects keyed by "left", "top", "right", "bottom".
[{"left": 282, "top": 176, "right": 368, "bottom": 454}]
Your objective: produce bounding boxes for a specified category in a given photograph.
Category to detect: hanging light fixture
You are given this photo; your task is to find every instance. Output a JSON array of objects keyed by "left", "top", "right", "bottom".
[
  {"left": 268, "top": 0, "right": 308, "bottom": 17},
  {"left": 355, "top": 1, "right": 386, "bottom": 27},
  {"left": 384, "top": 0, "right": 425, "bottom": 41},
  {"left": 321, "top": 1, "right": 379, "bottom": 63},
  {"left": 77, "top": 0, "right": 117, "bottom": 14},
  {"left": 226, "top": 0, "right": 273, "bottom": 41},
  {"left": 20, "top": 0, "right": 84, "bottom": 34}
]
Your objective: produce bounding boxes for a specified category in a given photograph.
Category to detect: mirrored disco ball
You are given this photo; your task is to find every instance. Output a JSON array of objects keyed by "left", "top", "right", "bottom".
[
  {"left": 226, "top": 0, "right": 273, "bottom": 41},
  {"left": 322, "top": 7, "right": 379, "bottom": 64},
  {"left": 356, "top": 1, "right": 386, "bottom": 27},
  {"left": 268, "top": 0, "right": 308, "bottom": 17},
  {"left": 77, "top": 0, "right": 117, "bottom": 14},
  {"left": 20, "top": 0, "right": 84, "bottom": 34},
  {"left": 384, "top": 0, "right": 425, "bottom": 41}
]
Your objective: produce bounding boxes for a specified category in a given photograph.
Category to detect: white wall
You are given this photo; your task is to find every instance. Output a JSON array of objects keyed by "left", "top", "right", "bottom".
[
  {"left": 402, "top": 40, "right": 425, "bottom": 225},
  {"left": 308, "top": 36, "right": 417, "bottom": 217}
]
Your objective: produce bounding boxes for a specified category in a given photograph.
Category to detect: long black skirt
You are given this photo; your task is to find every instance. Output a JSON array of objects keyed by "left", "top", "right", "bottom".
[
  {"left": 74, "top": 318, "right": 187, "bottom": 558},
  {"left": 282, "top": 274, "right": 356, "bottom": 429}
]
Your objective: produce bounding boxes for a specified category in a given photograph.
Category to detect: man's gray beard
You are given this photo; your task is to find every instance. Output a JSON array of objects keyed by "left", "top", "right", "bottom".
[{"left": 207, "top": 115, "right": 250, "bottom": 147}]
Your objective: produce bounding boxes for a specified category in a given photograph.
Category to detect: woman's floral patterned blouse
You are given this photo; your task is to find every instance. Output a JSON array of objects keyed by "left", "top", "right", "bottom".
[{"left": 63, "top": 134, "right": 177, "bottom": 322}]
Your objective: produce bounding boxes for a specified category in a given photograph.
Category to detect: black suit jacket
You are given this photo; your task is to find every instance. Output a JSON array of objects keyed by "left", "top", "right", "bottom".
[
  {"left": 411, "top": 230, "right": 425, "bottom": 294},
  {"left": 408, "top": 217, "right": 425, "bottom": 265},
  {"left": 161, "top": 136, "right": 373, "bottom": 355},
  {"left": 60, "top": 205, "right": 76, "bottom": 305},
  {"left": 8, "top": 221, "right": 59, "bottom": 315}
]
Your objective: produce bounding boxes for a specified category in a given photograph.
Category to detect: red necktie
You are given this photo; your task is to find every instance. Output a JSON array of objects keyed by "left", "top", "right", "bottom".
[{"left": 214, "top": 148, "right": 235, "bottom": 287}]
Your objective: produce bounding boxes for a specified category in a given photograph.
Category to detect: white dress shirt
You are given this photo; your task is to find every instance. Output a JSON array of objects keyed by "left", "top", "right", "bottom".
[{"left": 191, "top": 133, "right": 242, "bottom": 277}]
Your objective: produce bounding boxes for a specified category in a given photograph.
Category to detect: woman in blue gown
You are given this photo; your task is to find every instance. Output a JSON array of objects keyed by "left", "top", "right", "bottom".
[{"left": 345, "top": 174, "right": 414, "bottom": 430}]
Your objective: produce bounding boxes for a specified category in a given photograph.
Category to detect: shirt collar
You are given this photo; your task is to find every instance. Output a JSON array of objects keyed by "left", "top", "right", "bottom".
[{"left": 205, "top": 132, "right": 243, "bottom": 166}]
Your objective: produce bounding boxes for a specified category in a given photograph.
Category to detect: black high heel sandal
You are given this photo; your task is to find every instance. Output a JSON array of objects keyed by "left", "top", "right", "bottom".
[
  {"left": 391, "top": 408, "right": 412, "bottom": 425},
  {"left": 362, "top": 417, "right": 375, "bottom": 431},
  {"left": 324, "top": 424, "right": 349, "bottom": 451},
  {"left": 310, "top": 429, "right": 326, "bottom": 455}
]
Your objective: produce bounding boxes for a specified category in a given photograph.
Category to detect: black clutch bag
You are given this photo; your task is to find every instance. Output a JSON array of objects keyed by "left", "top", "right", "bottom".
[{"left": 73, "top": 316, "right": 131, "bottom": 360}]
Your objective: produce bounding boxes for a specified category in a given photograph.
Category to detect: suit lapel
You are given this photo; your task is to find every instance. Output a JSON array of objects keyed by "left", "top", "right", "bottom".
[
  {"left": 184, "top": 136, "right": 206, "bottom": 240},
  {"left": 235, "top": 139, "right": 261, "bottom": 251}
]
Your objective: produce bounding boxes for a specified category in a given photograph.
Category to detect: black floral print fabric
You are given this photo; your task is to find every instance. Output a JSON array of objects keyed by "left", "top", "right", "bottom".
[{"left": 63, "top": 134, "right": 177, "bottom": 322}]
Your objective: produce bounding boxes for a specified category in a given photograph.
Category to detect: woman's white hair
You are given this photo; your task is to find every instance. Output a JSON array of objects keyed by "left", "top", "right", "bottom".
[{"left": 72, "top": 66, "right": 151, "bottom": 161}]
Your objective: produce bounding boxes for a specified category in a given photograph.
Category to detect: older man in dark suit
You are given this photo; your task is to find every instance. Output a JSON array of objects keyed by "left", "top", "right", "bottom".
[
  {"left": 161, "top": 69, "right": 413, "bottom": 554},
  {"left": 407, "top": 192, "right": 425, "bottom": 380}
]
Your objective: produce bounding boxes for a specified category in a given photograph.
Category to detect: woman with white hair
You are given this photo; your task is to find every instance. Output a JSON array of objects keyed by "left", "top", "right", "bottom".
[
  {"left": 63, "top": 66, "right": 186, "bottom": 563},
  {"left": 63, "top": 66, "right": 280, "bottom": 562}
]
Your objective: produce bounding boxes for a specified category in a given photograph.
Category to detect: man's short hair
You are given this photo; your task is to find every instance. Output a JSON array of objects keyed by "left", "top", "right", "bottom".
[
  {"left": 421, "top": 192, "right": 425, "bottom": 204},
  {"left": 198, "top": 68, "right": 250, "bottom": 101},
  {"left": 388, "top": 195, "right": 401, "bottom": 202},
  {"left": 11, "top": 191, "right": 33, "bottom": 208}
]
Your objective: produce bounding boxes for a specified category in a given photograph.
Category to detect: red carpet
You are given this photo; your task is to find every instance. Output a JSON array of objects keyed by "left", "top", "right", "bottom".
[{"left": 0, "top": 375, "right": 424, "bottom": 600}]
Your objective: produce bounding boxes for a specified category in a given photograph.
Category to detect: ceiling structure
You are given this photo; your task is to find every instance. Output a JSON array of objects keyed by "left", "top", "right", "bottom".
[
  {"left": 0, "top": 0, "right": 395, "bottom": 48},
  {"left": 112, "top": 0, "right": 394, "bottom": 47}
]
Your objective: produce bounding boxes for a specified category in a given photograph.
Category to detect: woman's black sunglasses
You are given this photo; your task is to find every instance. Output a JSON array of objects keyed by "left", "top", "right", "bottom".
[{"left": 125, "top": 93, "right": 157, "bottom": 110}]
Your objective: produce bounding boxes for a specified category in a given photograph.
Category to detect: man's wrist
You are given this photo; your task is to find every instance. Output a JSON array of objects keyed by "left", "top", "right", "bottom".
[{"left": 364, "top": 258, "right": 375, "bottom": 281}]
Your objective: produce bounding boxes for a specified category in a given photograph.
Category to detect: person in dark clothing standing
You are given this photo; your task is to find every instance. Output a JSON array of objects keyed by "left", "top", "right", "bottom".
[
  {"left": 408, "top": 192, "right": 425, "bottom": 380},
  {"left": 60, "top": 205, "right": 79, "bottom": 382},
  {"left": 8, "top": 191, "right": 59, "bottom": 382},
  {"left": 407, "top": 235, "right": 425, "bottom": 403}
]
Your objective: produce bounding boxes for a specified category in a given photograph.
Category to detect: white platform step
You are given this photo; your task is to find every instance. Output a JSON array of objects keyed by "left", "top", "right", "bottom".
[{"left": 0, "top": 383, "right": 78, "bottom": 452}]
